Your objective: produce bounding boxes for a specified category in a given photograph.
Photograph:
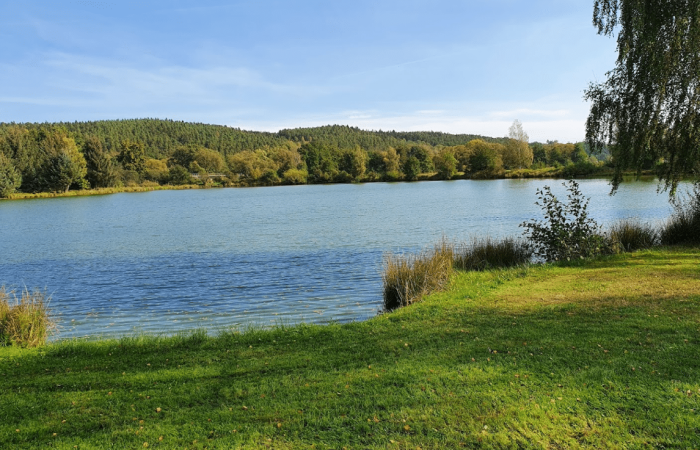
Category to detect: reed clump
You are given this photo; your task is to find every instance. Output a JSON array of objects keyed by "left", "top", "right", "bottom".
[
  {"left": 453, "top": 237, "right": 532, "bottom": 271},
  {"left": 660, "top": 183, "right": 700, "bottom": 246},
  {"left": 382, "top": 240, "right": 454, "bottom": 311},
  {"left": 608, "top": 219, "right": 658, "bottom": 252},
  {"left": 0, "top": 287, "right": 55, "bottom": 348}
]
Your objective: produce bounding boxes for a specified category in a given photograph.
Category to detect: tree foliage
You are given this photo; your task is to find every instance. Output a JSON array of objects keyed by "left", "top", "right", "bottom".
[
  {"left": 585, "top": 0, "right": 700, "bottom": 193},
  {"left": 503, "top": 120, "right": 533, "bottom": 169},
  {"left": 84, "top": 137, "right": 118, "bottom": 188},
  {"left": 117, "top": 140, "right": 146, "bottom": 173},
  {"left": 0, "top": 152, "right": 21, "bottom": 197},
  {"left": 0, "top": 119, "right": 601, "bottom": 194}
]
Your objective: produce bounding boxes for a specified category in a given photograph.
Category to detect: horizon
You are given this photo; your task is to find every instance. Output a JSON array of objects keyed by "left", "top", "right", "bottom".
[
  {"left": 0, "top": 118, "right": 585, "bottom": 144},
  {"left": 1, "top": 1, "right": 616, "bottom": 143}
]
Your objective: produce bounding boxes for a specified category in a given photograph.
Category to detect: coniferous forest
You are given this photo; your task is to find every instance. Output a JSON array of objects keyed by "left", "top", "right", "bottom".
[{"left": 0, "top": 119, "right": 612, "bottom": 198}]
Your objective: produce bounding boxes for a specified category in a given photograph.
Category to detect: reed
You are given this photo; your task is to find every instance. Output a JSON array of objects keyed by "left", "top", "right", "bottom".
[
  {"left": 382, "top": 240, "right": 454, "bottom": 311},
  {"left": 608, "top": 219, "right": 658, "bottom": 252},
  {"left": 453, "top": 236, "right": 532, "bottom": 271},
  {"left": 660, "top": 185, "right": 700, "bottom": 245},
  {"left": 0, "top": 287, "right": 55, "bottom": 348}
]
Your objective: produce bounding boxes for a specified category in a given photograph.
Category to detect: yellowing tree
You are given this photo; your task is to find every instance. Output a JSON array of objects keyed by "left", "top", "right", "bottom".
[{"left": 503, "top": 120, "right": 533, "bottom": 169}]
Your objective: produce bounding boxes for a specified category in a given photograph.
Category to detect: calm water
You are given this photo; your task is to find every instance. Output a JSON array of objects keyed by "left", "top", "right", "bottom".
[{"left": 0, "top": 179, "right": 676, "bottom": 339}]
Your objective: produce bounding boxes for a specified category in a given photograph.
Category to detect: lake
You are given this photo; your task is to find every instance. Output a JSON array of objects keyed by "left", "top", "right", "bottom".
[{"left": 0, "top": 178, "right": 676, "bottom": 340}]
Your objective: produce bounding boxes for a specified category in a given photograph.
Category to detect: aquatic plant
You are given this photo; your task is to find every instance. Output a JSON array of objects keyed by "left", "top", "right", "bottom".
[
  {"left": 660, "top": 182, "right": 700, "bottom": 246},
  {"left": 382, "top": 240, "right": 453, "bottom": 311},
  {"left": 453, "top": 236, "right": 531, "bottom": 271},
  {"left": 608, "top": 219, "right": 658, "bottom": 252}
]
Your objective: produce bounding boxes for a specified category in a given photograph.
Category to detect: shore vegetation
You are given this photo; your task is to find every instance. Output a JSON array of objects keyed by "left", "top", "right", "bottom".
[{"left": 0, "top": 120, "right": 616, "bottom": 199}]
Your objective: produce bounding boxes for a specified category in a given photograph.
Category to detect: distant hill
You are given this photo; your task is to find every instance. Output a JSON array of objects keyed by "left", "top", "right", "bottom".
[{"left": 0, "top": 119, "right": 504, "bottom": 157}]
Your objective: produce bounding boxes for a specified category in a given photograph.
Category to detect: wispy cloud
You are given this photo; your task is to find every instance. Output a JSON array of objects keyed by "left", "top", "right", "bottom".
[
  {"left": 43, "top": 53, "right": 321, "bottom": 97},
  {"left": 489, "top": 108, "right": 570, "bottom": 119}
]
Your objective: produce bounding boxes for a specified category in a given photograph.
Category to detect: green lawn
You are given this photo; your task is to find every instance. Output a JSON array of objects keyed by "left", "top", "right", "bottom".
[{"left": 1, "top": 248, "right": 699, "bottom": 449}]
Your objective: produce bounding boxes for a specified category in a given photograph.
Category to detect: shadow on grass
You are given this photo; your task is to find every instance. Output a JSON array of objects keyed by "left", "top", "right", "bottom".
[{"left": 2, "top": 248, "right": 699, "bottom": 448}]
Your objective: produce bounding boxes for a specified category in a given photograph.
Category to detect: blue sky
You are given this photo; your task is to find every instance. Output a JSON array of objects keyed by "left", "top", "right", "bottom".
[{"left": 0, "top": 1, "right": 617, "bottom": 142}]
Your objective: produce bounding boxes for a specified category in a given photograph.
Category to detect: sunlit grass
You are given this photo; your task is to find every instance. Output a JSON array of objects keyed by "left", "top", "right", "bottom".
[
  {"left": 1, "top": 247, "right": 699, "bottom": 448},
  {"left": 0, "top": 287, "right": 55, "bottom": 348},
  {"left": 3, "top": 184, "right": 202, "bottom": 201}
]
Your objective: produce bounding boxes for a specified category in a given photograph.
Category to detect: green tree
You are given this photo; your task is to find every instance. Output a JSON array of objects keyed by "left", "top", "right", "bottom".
[
  {"left": 170, "top": 146, "right": 197, "bottom": 169},
  {"left": 585, "top": 0, "right": 700, "bottom": 193},
  {"left": 403, "top": 156, "right": 421, "bottom": 181},
  {"left": 0, "top": 152, "right": 21, "bottom": 197},
  {"left": 44, "top": 137, "right": 88, "bottom": 192},
  {"left": 168, "top": 165, "right": 192, "bottom": 185},
  {"left": 467, "top": 140, "right": 504, "bottom": 173},
  {"left": 382, "top": 147, "right": 401, "bottom": 174},
  {"left": 84, "top": 136, "right": 118, "bottom": 188},
  {"left": 339, "top": 147, "right": 367, "bottom": 180},
  {"left": 451, "top": 145, "right": 472, "bottom": 172},
  {"left": 117, "top": 140, "right": 146, "bottom": 173},
  {"left": 433, "top": 150, "right": 458, "bottom": 180},
  {"left": 227, "top": 150, "right": 278, "bottom": 182},
  {"left": 193, "top": 148, "right": 226, "bottom": 173},
  {"left": 572, "top": 143, "right": 589, "bottom": 164},
  {"left": 298, "top": 142, "right": 339, "bottom": 183}
]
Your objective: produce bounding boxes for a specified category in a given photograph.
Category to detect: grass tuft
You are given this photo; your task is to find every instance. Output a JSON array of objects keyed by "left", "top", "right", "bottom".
[
  {"left": 382, "top": 240, "right": 453, "bottom": 311},
  {"left": 660, "top": 184, "right": 700, "bottom": 245},
  {"left": 608, "top": 219, "right": 658, "bottom": 252},
  {"left": 453, "top": 236, "right": 531, "bottom": 271},
  {"left": 0, "top": 287, "right": 55, "bottom": 348}
]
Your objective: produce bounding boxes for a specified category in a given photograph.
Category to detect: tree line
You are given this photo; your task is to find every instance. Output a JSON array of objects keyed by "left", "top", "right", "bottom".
[{"left": 0, "top": 119, "right": 607, "bottom": 197}]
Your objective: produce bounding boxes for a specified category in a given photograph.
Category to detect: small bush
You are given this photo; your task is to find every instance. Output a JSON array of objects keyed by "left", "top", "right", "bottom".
[
  {"left": 382, "top": 240, "right": 454, "bottom": 311},
  {"left": 454, "top": 237, "right": 532, "bottom": 271},
  {"left": 0, "top": 287, "right": 55, "bottom": 348},
  {"left": 660, "top": 182, "right": 700, "bottom": 245},
  {"left": 608, "top": 219, "right": 658, "bottom": 252},
  {"left": 521, "top": 180, "right": 609, "bottom": 262}
]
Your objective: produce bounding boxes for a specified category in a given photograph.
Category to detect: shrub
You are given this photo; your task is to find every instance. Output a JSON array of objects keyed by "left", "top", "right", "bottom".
[
  {"left": 608, "top": 219, "right": 658, "bottom": 252},
  {"left": 660, "top": 182, "right": 700, "bottom": 245},
  {"left": 382, "top": 240, "right": 454, "bottom": 311},
  {"left": 454, "top": 237, "right": 531, "bottom": 271},
  {"left": 521, "top": 180, "right": 609, "bottom": 262},
  {"left": 0, "top": 287, "right": 55, "bottom": 348}
]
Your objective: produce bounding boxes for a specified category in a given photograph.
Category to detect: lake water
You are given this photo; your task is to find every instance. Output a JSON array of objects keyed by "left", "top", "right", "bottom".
[{"left": 0, "top": 178, "right": 677, "bottom": 340}]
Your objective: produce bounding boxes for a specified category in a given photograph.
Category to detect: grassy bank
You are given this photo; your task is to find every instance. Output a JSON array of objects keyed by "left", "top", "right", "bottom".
[
  {"left": 3, "top": 184, "right": 202, "bottom": 201},
  {"left": 1, "top": 247, "right": 699, "bottom": 448}
]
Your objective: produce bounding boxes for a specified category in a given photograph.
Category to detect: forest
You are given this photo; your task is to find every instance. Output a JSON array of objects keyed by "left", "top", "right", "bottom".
[{"left": 0, "top": 119, "right": 612, "bottom": 197}]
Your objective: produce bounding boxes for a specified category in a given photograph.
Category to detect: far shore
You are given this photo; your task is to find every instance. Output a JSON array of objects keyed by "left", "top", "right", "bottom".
[{"left": 1, "top": 168, "right": 656, "bottom": 202}]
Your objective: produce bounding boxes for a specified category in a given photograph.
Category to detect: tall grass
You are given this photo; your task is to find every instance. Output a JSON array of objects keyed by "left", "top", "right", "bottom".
[
  {"left": 453, "top": 236, "right": 531, "bottom": 271},
  {"left": 608, "top": 219, "right": 658, "bottom": 252},
  {"left": 0, "top": 287, "right": 55, "bottom": 348},
  {"left": 382, "top": 240, "right": 454, "bottom": 311},
  {"left": 660, "top": 183, "right": 700, "bottom": 245},
  {"left": 382, "top": 237, "right": 533, "bottom": 311}
]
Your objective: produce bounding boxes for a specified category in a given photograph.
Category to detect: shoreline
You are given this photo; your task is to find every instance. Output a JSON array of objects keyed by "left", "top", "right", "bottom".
[
  {"left": 2, "top": 247, "right": 698, "bottom": 448},
  {"left": 1, "top": 168, "right": 656, "bottom": 202}
]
